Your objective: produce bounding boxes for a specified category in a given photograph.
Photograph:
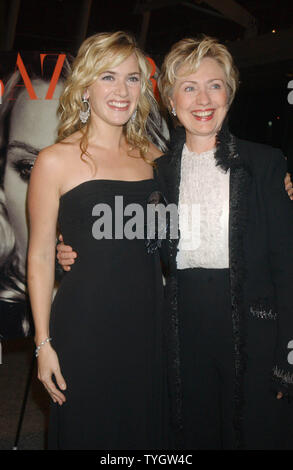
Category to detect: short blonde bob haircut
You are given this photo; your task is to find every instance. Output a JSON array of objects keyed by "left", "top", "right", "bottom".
[
  {"left": 158, "top": 35, "right": 239, "bottom": 112},
  {"left": 58, "top": 31, "right": 157, "bottom": 168}
]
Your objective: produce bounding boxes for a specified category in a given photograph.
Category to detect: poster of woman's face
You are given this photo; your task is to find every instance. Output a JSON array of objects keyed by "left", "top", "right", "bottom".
[{"left": 0, "top": 53, "right": 70, "bottom": 339}]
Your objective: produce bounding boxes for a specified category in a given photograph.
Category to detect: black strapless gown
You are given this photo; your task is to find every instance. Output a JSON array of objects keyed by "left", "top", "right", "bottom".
[{"left": 48, "top": 179, "right": 167, "bottom": 450}]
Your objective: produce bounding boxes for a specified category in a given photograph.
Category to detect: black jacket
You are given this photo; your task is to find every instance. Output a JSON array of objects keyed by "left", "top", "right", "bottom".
[{"left": 154, "top": 125, "right": 293, "bottom": 448}]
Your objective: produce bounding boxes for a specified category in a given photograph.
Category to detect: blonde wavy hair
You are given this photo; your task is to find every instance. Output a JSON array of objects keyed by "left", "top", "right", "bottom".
[
  {"left": 58, "top": 31, "right": 158, "bottom": 170},
  {"left": 158, "top": 35, "right": 239, "bottom": 115}
]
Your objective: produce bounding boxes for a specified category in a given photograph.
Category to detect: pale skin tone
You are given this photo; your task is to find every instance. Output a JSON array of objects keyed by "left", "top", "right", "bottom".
[
  {"left": 27, "top": 53, "right": 162, "bottom": 406},
  {"left": 58, "top": 57, "right": 290, "bottom": 399}
]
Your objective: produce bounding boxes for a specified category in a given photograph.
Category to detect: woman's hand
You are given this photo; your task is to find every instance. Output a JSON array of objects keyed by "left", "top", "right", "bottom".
[
  {"left": 285, "top": 173, "right": 293, "bottom": 200},
  {"left": 37, "top": 343, "right": 67, "bottom": 405},
  {"left": 57, "top": 234, "right": 77, "bottom": 271},
  {"left": 276, "top": 392, "right": 283, "bottom": 399}
]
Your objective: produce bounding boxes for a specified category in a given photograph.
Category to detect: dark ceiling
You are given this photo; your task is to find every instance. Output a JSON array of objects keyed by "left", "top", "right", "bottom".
[
  {"left": 0, "top": 0, "right": 292, "bottom": 150},
  {"left": 1, "top": 0, "right": 290, "bottom": 84},
  {"left": 1, "top": 0, "right": 292, "bottom": 56}
]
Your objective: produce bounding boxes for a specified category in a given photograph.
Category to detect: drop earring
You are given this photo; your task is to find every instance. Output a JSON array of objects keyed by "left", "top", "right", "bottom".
[
  {"left": 79, "top": 97, "right": 91, "bottom": 123},
  {"left": 171, "top": 107, "right": 176, "bottom": 116},
  {"left": 130, "top": 109, "right": 137, "bottom": 122}
]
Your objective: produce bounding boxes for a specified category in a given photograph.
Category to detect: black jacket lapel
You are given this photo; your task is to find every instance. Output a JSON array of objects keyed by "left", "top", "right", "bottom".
[{"left": 215, "top": 121, "right": 252, "bottom": 448}]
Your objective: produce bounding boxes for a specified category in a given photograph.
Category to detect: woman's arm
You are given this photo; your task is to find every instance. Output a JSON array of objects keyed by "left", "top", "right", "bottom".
[{"left": 27, "top": 148, "right": 66, "bottom": 405}]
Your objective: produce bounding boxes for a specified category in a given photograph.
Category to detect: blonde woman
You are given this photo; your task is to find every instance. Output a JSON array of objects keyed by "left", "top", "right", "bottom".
[{"left": 27, "top": 31, "right": 167, "bottom": 450}]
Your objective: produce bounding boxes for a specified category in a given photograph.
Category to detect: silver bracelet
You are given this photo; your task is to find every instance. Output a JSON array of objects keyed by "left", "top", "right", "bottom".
[{"left": 35, "top": 337, "right": 52, "bottom": 357}]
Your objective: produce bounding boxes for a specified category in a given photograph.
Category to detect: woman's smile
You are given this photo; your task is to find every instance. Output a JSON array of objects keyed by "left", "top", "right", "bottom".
[
  {"left": 191, "top": 108, "right": 216, "bottom": 121},
  {"left": 107, "top": 100, "right": 131, "bottom": 111}
]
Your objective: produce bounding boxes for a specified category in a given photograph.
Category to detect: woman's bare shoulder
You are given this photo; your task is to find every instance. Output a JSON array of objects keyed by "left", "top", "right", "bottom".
[
  {"left": 36, "top": 131, "right": 81, "bottom": 167},
  {"left": 58, "top": 130, "right": 82, "bottom": 146},
  {"left": 35, "top": 143, "right": 62, "bottom": 168}
]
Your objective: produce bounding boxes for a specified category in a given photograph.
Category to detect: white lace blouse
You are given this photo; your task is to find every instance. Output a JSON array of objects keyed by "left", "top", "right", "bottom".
[{"left": 176, "top": 144, "right": 230, "bottom": 270}]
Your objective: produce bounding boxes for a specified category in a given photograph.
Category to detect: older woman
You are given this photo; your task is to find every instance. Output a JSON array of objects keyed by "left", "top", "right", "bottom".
[{"left": 156, "top": 36, "right": 293, "bottom": 450}]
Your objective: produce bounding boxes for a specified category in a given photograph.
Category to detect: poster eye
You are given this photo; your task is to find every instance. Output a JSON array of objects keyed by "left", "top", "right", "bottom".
[{"left": 13, "top": 159, "right": 34, "bottom": 182}]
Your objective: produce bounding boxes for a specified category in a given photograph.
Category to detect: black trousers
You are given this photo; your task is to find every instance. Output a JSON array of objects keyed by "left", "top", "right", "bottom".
[
  {"left": 177, "top": 268, "right": 235, "bottom": 450},
  {"left": 177, "top": 268, "right": 293, "bottom": 450}
]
